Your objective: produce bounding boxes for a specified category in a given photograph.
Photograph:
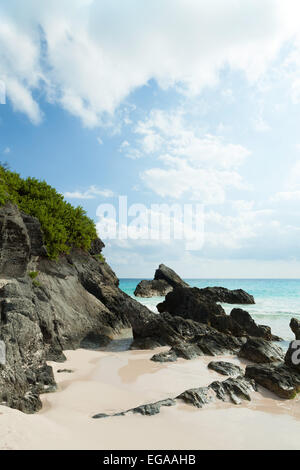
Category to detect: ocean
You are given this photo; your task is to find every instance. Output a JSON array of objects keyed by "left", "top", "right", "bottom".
[{"left": 119, "top": 278, "right": 300, "bottom": 347}]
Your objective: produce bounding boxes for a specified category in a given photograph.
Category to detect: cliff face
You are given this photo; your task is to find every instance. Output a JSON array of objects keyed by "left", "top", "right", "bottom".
[{"left": 0, "top": 203, "right": 155, "bottom": 413}]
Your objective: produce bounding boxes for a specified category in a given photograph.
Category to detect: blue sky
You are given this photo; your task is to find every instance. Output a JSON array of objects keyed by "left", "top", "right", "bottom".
[{"left": 1, "top": 0, "right": 300, "bottom": 278}]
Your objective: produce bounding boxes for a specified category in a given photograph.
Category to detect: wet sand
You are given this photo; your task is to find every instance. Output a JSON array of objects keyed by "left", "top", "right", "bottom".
[{"left": 0, "top": 345, "right": 299, "bottom": 450}]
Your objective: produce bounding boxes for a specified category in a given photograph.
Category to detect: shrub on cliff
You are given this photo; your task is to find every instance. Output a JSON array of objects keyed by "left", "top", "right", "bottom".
[{"left": 0, "top": 165, "right": 97, "bottom": 258}]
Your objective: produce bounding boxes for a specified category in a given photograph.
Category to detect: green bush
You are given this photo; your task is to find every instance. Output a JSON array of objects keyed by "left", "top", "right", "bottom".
[
  {"left": 28, "top": 271, "right": 39, "bottom": 279},
  {"left": 0, "top": 165, "right": 98, "bottom": 259},
  {"left": 93, "top": 253, "right": 106, "bottom": 263}
]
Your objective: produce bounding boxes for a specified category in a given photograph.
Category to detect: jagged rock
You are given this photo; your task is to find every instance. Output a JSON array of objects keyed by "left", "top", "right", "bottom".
[
  {"left": 209, "top": 376, "right": 256, "bottom": 404},
  {"left": 151, "top": 350, "right": 178, "bottom": 363},
  {"left": 154, "top": 264, "right": 188, "bottom": 289},
  {"left": 196, "top": 286, "right": 255, "bottom": 304},
  {"left": 246, "top": 363, "right": 300, "bottom": 399},
  {"left": 157, "top": 287, "right": 225, "bottom": 323},
  {"left": 0, "top": 203, "right": 156, "bottom": 413},
  {"left": 284, "top": 318, "right": 300, "bottom": 373},
  {"left": 230, "top": 308, "right": 280, "bottom": 341},
  {"left": 92, "top": 398, "right": 176, "bottom": 419},
  {"left": 151, "top": 342, "right": 203, "bottom": 362},
  {"left": 134, "top": 279, "right": 172, "bottom": 298},
  {"left": 290, "top": 318, "right": 300, "bottom": 340},
  {"left": 131, "top": 312, "right": 243, "bottom": 356},
  {"left": 238, "top": 337, "right": 284, "bottom": 363},
  {"left": 134, "top": 264, "right": 188, "bottom": 297},
  {"left": 176, "top": 387, "right": 214, "bottom": 408},
  {"left": 207, "top": 361, "right": 243, "bottom": 377},
  {"left": 156, "top": 288, "right": 278, "bottom": 342},
  {"left": 93, "top": 375, "right": 257, "bottom": 419}
]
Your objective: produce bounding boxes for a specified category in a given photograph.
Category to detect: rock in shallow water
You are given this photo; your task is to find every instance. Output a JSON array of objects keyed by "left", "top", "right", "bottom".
[{"left": 134, "top": 264, "right": 188, "bottom": 297}]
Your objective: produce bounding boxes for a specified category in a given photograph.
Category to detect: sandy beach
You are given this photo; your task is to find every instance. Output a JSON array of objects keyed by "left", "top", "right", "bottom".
[{"left": 0, "top": 335, "right": 299, "bottom": 450}]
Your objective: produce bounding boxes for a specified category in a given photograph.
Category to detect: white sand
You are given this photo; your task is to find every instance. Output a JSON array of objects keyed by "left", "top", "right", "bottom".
[{"left": 0, "top": 345, "right": 299, "bottom": 450}]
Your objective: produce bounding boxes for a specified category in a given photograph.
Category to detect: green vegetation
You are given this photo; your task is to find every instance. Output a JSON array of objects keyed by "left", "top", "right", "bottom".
[
  {"left": 28, "top": 271, "right": 39, "bottom": 279},
  {"left": 32, "top": 280, "right": 41, "bottom": 288},
  {"left": 0, "top": 165, "right": 98, "bottom": 259},
  {"left": 93, "top": 253, "right": 106, "bottom": 263}
]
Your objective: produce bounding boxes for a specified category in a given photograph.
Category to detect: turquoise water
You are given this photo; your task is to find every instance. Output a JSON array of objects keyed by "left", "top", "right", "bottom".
[{"left": 119, "top": 278, "right": 300, "bottom": 343}]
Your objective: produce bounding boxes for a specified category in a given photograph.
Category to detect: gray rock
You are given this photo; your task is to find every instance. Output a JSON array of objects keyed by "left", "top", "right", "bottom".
[
  {"left": 92, "top": 375, "right": 258, "bottom": 419},
  {"left": 151, "top": 350, "right": 178, "bottom": 363},
  {"left": 208, "top": 361, "right": 243, "bottom": 377},
  {"left": 238, "top": 337, "right": 284, "bottom": 363},
  {"left": 157, "top": 287, "right": 226, "bottom": 324},
  {"left": 134, "top": 264, "right": 188, "bottom": 297},
  {"left": 209, "top": 376, "right": 256, "bottom": 404},
  {"left": 246, "top": 363, "right": 300, "bottom": 399},
  {"left": 230, "top": 308, "right": 280, "bottom": 341},
  {"left": 290, "top": 318, "right": 300, "bottom": 340},
  {"left": 0, "top": 203, "right": 156, "bottom": 413},
  {"left": 196, "top": 286, "right": 255, "bottom": 304},
  {"left": 92, "top": 398, "right": 176, "bottom": 418},
  {"left": 176, "top": 387, "right": 214, "bottom": 408},
  {"left": 154, "top": 264, "right": 189, "bottom": 289},
  {"left": 134, "top": 279, "right": 172, "bottom": 298}
]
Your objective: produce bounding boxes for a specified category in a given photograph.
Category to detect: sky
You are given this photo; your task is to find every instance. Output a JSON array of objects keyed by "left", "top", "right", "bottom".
[{"left": 1, "top": 0, "right": 300, "bottom": 278}]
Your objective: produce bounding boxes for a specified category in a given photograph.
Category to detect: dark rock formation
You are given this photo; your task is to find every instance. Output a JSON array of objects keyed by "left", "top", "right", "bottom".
[
  {"left": 207, "top": 361, "right": 243, "bottom": 377},
  {"left": 131, "top": 312, "right": 243, "bottom": 356},
  {"left": 196, "top": 286, "right": 255, "bottom": 305},
  {"left": 0, "top": 203, "right": 156, "bottom": 413},
  {"left": 157, "top": 287, "right": 225, "bottom": 323},
  {"left": 156, "top": 288, "right": 277, "bottom": 341},
  {"left": 238, "top": 337, "right": 284, "bottom": 363},
  {"left": 151, "top": 342, "right": 203, "bottom": 362},
  {"left": 177, "top": 387, "right": 214, "bottom": 408},
  {"left": 290, "top": 318, "right": 300, "bottom": 341},
  {"left": 134, "top": 264, "right": 188, "bottom": 297},
  {"left": 230, "top": 308, "right": 279, "bottom": 341},
  {"left": 246, "top": 363, "right": 300, "bottom": 399},
  {"left": 93, "top": 398, "right": 176, "bottom": 418},
  {"left": 284, "top": 318, "right": 300, "bottom": 373},
  {"left": 151, "top": 349, "right": 178, "bottom": 363},
  {"left": 134, "top": 279, "right": 172, "bottom": 298},
  {"left": 93, "top": 375, "right": 257, "bottom": 418}
]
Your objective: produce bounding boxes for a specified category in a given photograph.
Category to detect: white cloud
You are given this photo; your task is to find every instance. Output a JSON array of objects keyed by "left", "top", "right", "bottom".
[
  {"left": 64, "top": 185, "right": 114, "bottom": 200},
  {"left": 1, "top": 1, "right": 300, "bottom": 124},
  {"left": 128, "top": 108, "right": 251, "bottom": 203},
  {"left": 3, "top": 147, "right": 10, "bottom": 154}
]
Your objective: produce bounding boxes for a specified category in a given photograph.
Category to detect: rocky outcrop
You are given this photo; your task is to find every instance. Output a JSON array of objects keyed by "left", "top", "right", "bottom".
[
  {"left": 93, "top": 398, "right": 176, "bottom": 418},
  {"left": 0, "top": 203, "right": 155, "bottom": 413},
  {"left": 244, "top": 320, "right": 300, "bottom": 399},
  {"left": 157, "top": 287, "right": 225, "bottom": 324},
  {"left": 93, "top": 375, "right": 257, "bottom": 418},
  {"left": 131, "top": 312, "right": 243, "bottom": 355},
  {"left": 196, "top": 287, "right": 255, "bottom": 305},
  {"left": 246, "top": 363, "right": 300, "bottom": 399},
  {"left": 134, "top": 279, "right": 172, "bottom": 298},
  {"left": 134, "top": 264, "right": 188, "bottom": 297},
  {"left": 207, "top": 361, "right": 243, "bottom": 377},
  {"left": 289, "top": 318, "right": 300, "bottom": 341},
  {"left": 229, "top": 308, "right": 280, "bottom": 341},
  {"left": 156, "top": 287, "right": 277, "bottom": 341},
  {"left": 238, "top": 337, "right": 284, "bottom": 363},
  {"left": 284, "top": 318, "right": 300, "bottom": 373}
]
